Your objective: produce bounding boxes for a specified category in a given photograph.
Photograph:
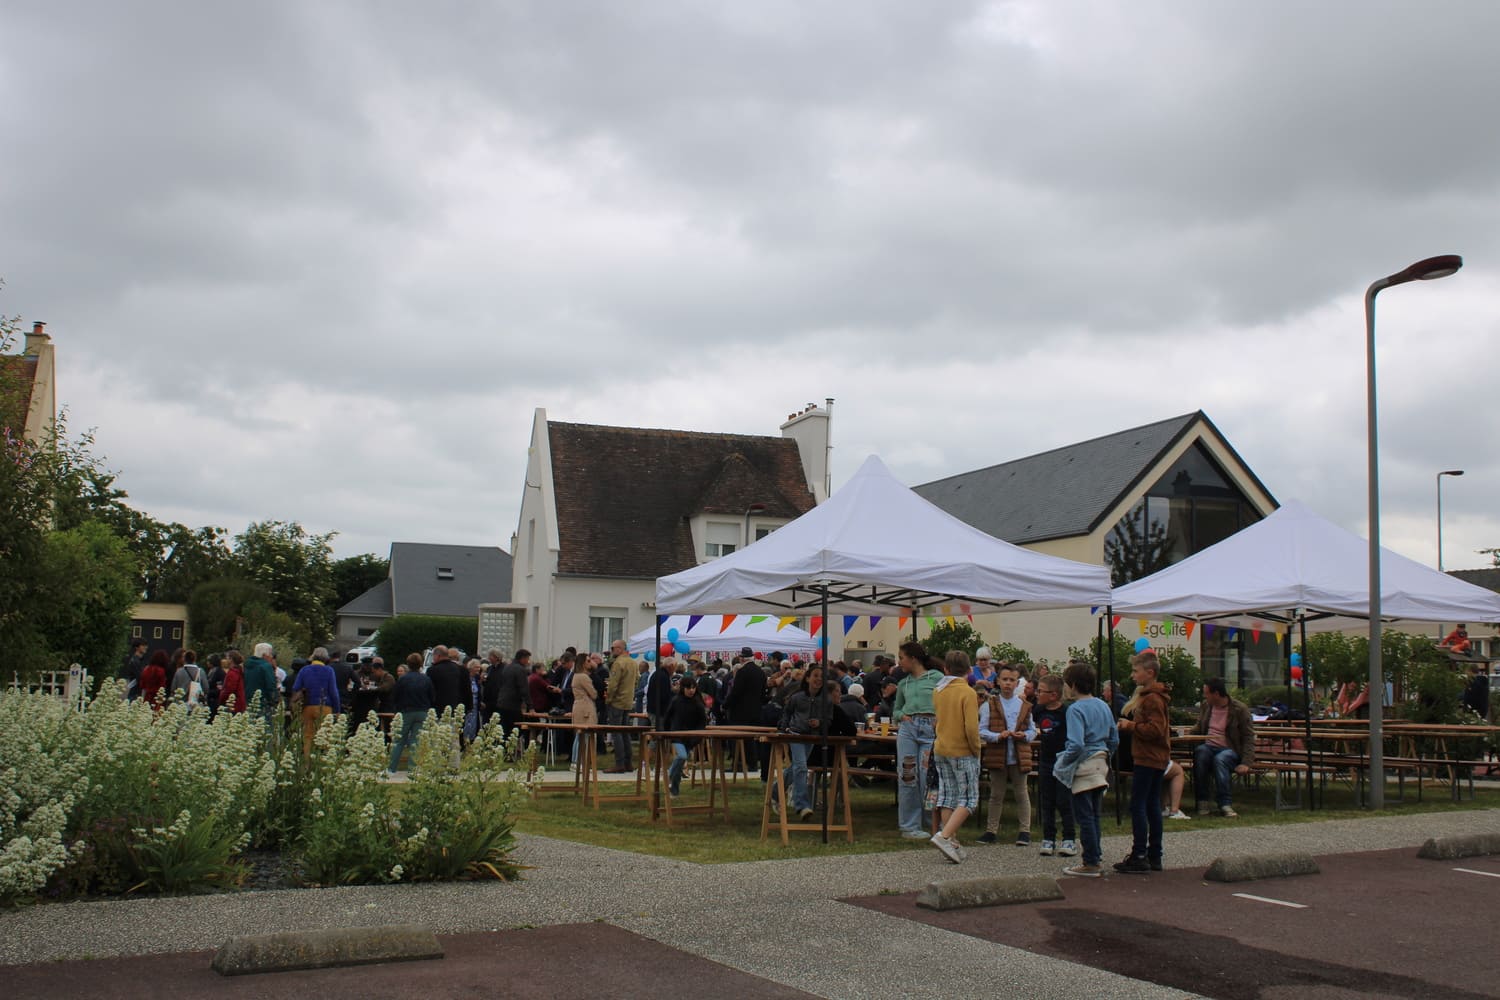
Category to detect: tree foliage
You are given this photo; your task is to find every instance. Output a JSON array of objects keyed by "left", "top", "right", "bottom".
[
  {"left": 919, "top": 620, "right": 988, "bottom": 664},
  {"left": 233, "top": 520, "right": 337, "bottom": 645},
  {"left": 1104, "top": 504, "right": 1174, "bottom": 587},
  {"left": 332, "top": 553, "right": 389, "bottom": 610}
]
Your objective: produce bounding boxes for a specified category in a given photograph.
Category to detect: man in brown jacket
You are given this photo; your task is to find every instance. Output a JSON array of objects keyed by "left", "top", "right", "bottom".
[
  {"left": 1190, "top": 677, "right": 1255, "bottom": 818},
  {"left": 604, "top": 639, "right": 640, "bottom": 773}
]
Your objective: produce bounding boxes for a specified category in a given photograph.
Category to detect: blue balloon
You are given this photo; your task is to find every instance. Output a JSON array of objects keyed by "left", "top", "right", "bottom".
[
  {"left": 644, "top": 650, "right": 656, "bottom": 661},
  {"left": 667, "top": 628, "right": 680, "bottom": 642},
  {"left": 674, "top": 639, "right": 691, "bottom": 654},
  {"left": 1290, "top": 653, "right": 1302, "bottom": 667},
  {"left": 1133, "top": 637, "right": 1152, "bottom": 654}
]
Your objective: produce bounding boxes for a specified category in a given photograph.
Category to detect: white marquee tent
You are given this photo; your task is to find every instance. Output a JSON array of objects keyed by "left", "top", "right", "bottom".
[
  {"left": 656, "top": 454, "right": 1112, "bottom": 618},
  {"left": 627, "top": 615, "right": 821, "bottom": 656},
  {"left": 1111, "top": 499, "right": 1500, "bottom": 627}
]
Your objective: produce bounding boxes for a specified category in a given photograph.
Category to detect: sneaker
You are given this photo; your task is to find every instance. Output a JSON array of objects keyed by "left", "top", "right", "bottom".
[
  {"left": 1113, "top": 855, "right": 1151, "bottom": 875},
  {"left": 770, "top": 799, "right": 780, "bottom": 817},
  {"left": 977, "top": 831, "right": 997, "bottom": 844},
  {"left": 1058, "top": 840, "right": 1078, "bottom": 857},
  {"left": 1039, "top": 840, "right": 1056, "bottom": 856},
  {"left": 798, "top": 808, "right": 815, "bottom": 822},
  {"left": 1015, "top": 832, "right": 1031, "bottom": 847},
  {"left": 930, "top": 833, "right": 963, "bottom": 863},
  {"left": 1220, "top": 804, "right": 1238, "bottom": 819},
  {"left": 1197, "top": 802, "right": 1212, "bottom": 817},
  {"left": 1149, "top": 858, "right": 1163, "bottom": 871},
  {"left": 1165, "top": 809, "right": 1190, "bottom": 820},
  {"left": 901, "top": 829, "right": 931, "bottom": 840},
  {"left": 1062, "top": 863, "right": 1102, "bottom": 878}
]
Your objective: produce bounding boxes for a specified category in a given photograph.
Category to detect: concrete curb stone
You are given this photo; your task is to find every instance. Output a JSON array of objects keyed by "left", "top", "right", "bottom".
[
  {"left": 1203, "top": 851, "right": 1319, "bottom": 883},
  {"left": 1416, "top": 832, "right": 1500, "bottom": 860},
  {"left": 915, "top": 874, "right": 1063, "bottom": 910},
  {"left": 211, "top": 924, "right": 443, "bottom": 976}
]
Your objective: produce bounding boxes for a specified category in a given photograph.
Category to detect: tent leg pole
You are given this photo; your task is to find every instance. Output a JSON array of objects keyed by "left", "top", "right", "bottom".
[
  {"left": 1301, "top": 615, "right": 1314, "bottom": 810},
  {"left": 1108, "top": 606, "right": 1122, "bottom": 826},
  {"left": 821, "top": 584, "right": 830, "bottom": 845}
]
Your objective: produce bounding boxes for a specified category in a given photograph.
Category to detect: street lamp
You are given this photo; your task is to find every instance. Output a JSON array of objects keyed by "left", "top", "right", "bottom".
[
  {"left": 1436, "top": 469, "right": 1464, "bottom": 572},
  {"left": 742, "top": 502, "right": 768, "bottom": 550},
  {"left": 1364, "top": 254, "right": 1462, "bottom": 809}
]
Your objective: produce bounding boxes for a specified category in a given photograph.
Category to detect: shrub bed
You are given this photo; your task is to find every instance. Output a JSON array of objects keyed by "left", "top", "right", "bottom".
[{"left": 0, "top": 685, "right": 534, "bottom": 906}]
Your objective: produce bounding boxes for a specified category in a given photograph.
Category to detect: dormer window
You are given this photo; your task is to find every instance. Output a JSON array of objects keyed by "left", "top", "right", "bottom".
[
  {"left": 437, "top": 567, "right": 455, "bottom": 580},
  {"left": 704, "top": 521, "right": 739, "bottom": 559}
]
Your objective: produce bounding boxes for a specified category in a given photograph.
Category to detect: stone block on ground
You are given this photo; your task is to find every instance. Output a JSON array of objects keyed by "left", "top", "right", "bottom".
[
  {"left": 211, "top": 924, "right": 443, "bottom": 976},
  {"left": 1417, "top": 832, "right": 1500, "bottom": 860},
  {"left": 1203, "top": 851, "right": 1319, "bottom": 883},
  {"left": 915, "top": 874, "right": 1063, "bottom": 911}
]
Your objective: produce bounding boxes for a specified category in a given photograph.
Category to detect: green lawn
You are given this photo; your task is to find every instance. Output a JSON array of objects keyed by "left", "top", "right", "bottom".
[{"left": 513, "top": 770, "right": 1500, "bottom": 864}]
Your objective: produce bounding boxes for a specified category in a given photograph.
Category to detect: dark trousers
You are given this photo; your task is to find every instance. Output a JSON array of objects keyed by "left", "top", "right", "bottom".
[
  {"left": 1071, "top": 786, "right": 1105, "bottom": 866},
  {"left": 1037, "top": 763, "right": 1075, "bottom": 841},
  {"left": 498, "top": 708, "right": 523, "bottom": 747},
  {"left": 1128, "top": 765, "right": 1165, "bottom": 862}
]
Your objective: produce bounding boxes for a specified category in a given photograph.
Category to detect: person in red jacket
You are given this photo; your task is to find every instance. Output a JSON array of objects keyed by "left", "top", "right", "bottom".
[
  {"left": 219, "top": 650, "right": 248, "bottom": 714},
  {"left": 138, "top": 650, "right": 170, "bottom": 711}
]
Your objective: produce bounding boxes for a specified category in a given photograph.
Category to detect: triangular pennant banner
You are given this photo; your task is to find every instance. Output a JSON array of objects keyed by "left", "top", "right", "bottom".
[
  {"left": 898, "top": 616, "right": 910, "bottom": 633},
  {"left": 1227, "top": 628, "right": 1238, "bottom": 641},
  {"left": 1090, "top": 606, "right": 1099, "bottom": 616},
  {"left": 719, "top": 615, "right": 737, "bottom": 633},
  {"left": 657, "top": 615, "right": 667, "bottom": 625},
  {"left": 843, "top": 615, "right": 858, "bottom": 635},
  {"left": 810, "top": 616, "right": 823, "bottom": 636},
  {"left": 1110, "top": 616, "right": 1121, "bottom": 630},
  {"left": 959, "top": 604, "right": 971, "bottom": 615},
  {"left": 777, "top": 617, "right": 797, "bottom": 631},
  {"left": 870, "top": 616, "right": 882, "bottom": 630},
  {"left": 926, "top": 616, "right": 938, "bottom": 631},
  {"left": 748, "top": 615, "right": 768, "bottom": 625},
  {"left": 1203, "top": 623, "right": 1215, "bottom": 637},
  {"left": 687, "top": 615, "right": 704, "bottom": 633},
  {"left": 945, "top": 616, "right": 957, "bottom": 627},
  {"left": 1251, "top": 627, "right": 1262, "bottom": 643},
  {"left": 1184, "top": 622, "right": 1196, "bottom": 639}
]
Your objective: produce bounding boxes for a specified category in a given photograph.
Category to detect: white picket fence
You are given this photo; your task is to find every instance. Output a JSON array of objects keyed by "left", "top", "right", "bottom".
[{"left": 9, "top": 665, "right": 91, "bottom": 710}]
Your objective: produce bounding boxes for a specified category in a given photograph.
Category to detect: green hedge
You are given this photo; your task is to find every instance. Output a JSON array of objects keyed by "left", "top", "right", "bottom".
[{"left": 374, "top": 614, "right": 479, "bottom": 665}]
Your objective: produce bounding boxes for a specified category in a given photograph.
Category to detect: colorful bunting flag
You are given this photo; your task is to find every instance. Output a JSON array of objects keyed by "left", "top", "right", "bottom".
[
  {"left": 1227, "top": 628, "right": 1238, "bottom": 641},
  {"left": 687, "top": 615, "right": 703, "bottom": 633},
  {"left": 1251, "top": 627, "right": 1262, "bottom": 643},
  {"left": 719, "top": 615, "right": 736, "bottom": 633},
  {"left": 843, "top": 615, "right": 858, "bottom": 635},
  {"left": 748, "top": 615, "right": 768, "bottom": 625},
  {"left": 870, "top": 616, "right": 882, "bottom": 629},
  {"left": 1184, "top": 622, "right": 1196, "bottom": 639},
  {"left": 1110, "top": 616, "right": 1121, "bottom": 630},
  {"left": 810, "top": 616, "right": 823, "bottom": 636},
  {"left": 926, "top": 616, "right": 938, "bottom": 631},
  {"left": 1203, "top": 623, "right": 1215, "bottom": 637},
  {"left": 945, "top": 616, "right": 956, "bottom": 627},
  {"left": 777, "top": 617, "right": 797, "bottom": 631},
  {"left": 657, "top": 615, "right": 667, "bottom": 625},
  {"left": 1090, "top": 606, "right": 1099, "bottom": 616},
  {"left": 897, "top": 616, "right": 910, "bottom": 633},
  {"left": 959, "top": 604, "right": 971, "bottom": 615}
]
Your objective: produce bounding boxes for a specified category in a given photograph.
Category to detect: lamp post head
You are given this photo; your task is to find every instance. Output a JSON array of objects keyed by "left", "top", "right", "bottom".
[
  {"left": 1440, "top": 469, "right": 1465, "bottom": 478},
  {"left": 1390, "top": 254, "right": 1463, "bottom": 286}
]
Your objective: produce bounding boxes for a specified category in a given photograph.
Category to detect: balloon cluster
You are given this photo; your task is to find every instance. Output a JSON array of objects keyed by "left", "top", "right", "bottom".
[{"left": 1133, "top": 637, "right": 1152, "bottom": 655}]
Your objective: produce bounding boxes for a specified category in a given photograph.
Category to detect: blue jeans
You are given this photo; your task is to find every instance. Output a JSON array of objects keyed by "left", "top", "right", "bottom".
[
  {"left": 388, "top": 711, "right": 426, "bottom": 772},
  {"left": 1071, "top": 784, "right": 1105, "bottom": 866},
  {"left": 772, "top": 742, "right": 812, "bottom": 812},
  {"left": 669, "top": 742, "right": 690, "bottom": 795},
  {"left": 896, "top": 715, "right": 936, "bottom": 833},
  {"left": 1129, "top": 765, "right": 1165, "bottom": 862},
  {"left": 1194, "top": 743, "right": 1240, "bottom": 807}
]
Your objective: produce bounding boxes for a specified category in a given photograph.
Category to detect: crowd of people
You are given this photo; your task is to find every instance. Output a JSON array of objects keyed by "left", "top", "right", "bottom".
[{"left": 116, "top": 633, "right": 1270, "bottom": 872}]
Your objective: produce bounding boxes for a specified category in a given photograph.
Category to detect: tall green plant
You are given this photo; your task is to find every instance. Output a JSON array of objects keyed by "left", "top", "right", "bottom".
[{"left": 919, "top": 620, "right": 987, "bottom": 663}]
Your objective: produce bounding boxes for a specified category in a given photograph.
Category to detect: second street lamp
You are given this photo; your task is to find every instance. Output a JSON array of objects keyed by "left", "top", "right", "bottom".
[
  {"left": 1364, "top": 254, "right": 1462, "bottom": 809},
  {"left": 1436, "top": 469, "right": 1464, "bottom": 572}
]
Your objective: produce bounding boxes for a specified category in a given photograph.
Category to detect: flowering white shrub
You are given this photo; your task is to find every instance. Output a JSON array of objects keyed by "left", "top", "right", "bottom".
[{"left": 0, "top": 686, "right": 533, "bottom": 903}]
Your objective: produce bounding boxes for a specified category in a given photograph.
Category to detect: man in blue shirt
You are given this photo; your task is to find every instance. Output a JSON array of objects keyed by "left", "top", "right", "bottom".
[{"left": 292, "top": 647, "right": 342, "bottom": 756}]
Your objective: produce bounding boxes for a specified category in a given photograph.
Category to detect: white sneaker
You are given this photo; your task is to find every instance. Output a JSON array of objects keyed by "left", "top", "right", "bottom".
[
  {"left": 902, "top": 829, "right": 931, "bottom": 840},
  {"left": 1058, "top": 840, "right": 1079, "bottom": 857},
  {"left": 1039, "top": 839, "right": 1056, "bottom": 856},
  {"left": 930, "top": 833, "right": 963, "bottom": 863},
  {"left": 1165, "top": 809, "right": 1190, "bottom": 820}
]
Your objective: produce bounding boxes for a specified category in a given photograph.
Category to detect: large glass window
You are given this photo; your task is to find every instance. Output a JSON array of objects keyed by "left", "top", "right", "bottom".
[{"left": 588, "top": 607, "right": 626, "bottom": 652}]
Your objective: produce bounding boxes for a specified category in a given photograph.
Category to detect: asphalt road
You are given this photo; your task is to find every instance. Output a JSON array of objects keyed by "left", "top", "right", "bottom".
[{"left": 848, "top": 847, "right": 1500, "bottom": 999}]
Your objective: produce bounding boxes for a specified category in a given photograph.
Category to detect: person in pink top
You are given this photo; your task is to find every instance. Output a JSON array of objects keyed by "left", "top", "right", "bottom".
[{"left": 1189, "top": 677, "right": 1255, "bottom": 818}]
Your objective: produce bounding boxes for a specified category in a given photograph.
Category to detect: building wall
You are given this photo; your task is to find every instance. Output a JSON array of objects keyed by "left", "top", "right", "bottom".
[
  {"left": 335, "top": 613, "right": 386, "bottom": 644},
  {"left": 551, "top": 577, "right": 657, "bottom": 654}
]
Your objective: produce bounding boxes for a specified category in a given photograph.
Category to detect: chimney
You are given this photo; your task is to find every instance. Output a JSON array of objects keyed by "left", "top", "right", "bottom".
[{"left": 23, "top": 321, "right": 50, "bottom": 356}]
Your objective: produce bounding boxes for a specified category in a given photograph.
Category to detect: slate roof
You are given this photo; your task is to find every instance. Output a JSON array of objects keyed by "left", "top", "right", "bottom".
[
  {"left": 548, "top": 421, "right": 816, "bottom": 578},
  {"left": 336, "top": 544, "right": 512, "bottom": 619},
  {"left": 1450, "top": 568, "right": 1500, "bottom": 595},
  {"left": 913, "top": 411, "right": 1270, "bottom": 545},
  {"left": 0, "top": 354, "right": 38, "bottom": 435}
]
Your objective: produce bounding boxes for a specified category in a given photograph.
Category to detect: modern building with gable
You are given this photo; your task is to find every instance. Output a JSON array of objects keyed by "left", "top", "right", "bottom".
[{"left": 508, "top": 404, "right": 828, "bottom": 655}]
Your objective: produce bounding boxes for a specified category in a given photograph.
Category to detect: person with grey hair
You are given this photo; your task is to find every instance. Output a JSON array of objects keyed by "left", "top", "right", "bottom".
[
  {"left": 291, "top": 647, "right": 341, "bottom": 756},
  {"left": 243, "top": 643, "right": 280, "bottom": 724}
]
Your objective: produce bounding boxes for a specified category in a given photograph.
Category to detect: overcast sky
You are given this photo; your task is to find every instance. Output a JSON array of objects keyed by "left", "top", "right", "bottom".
[{"left": 3, "top": 1, "right": 1496, "bottom": 573}]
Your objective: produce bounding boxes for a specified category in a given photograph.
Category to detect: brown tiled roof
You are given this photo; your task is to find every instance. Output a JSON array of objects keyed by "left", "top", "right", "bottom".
[
  {"left": 0, "top": 355, "right": 37, "bottom": 436},
  {"left": 548, "top": 421, "right": 816, "bottom": 577}
]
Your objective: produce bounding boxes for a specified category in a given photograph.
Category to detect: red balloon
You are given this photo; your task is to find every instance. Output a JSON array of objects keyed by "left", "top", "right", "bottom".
[
  {"left": 1291, "top": 665, "right": 1303, "bottom": 680},
  {"left": 814, "top": 648, "right": 824, "bottom": 659},
  {"left": 659, "top": 642, "right": 674, "bottom": 658},
  {"left": 753, "top": 651, "right": 764, "bottom": 660},
  {"left": 790, "top": 654, "right": 802, "bottom": 663}
]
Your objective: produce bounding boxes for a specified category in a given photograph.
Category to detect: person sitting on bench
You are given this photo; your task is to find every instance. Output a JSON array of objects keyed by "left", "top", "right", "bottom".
[{"left": 1189, "top": 678, "right": 1255, "bottom": 818}]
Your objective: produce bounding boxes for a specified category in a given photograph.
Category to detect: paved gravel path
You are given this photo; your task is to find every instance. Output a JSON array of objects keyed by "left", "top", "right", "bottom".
[{"left": 1, "top": 807, "right": 1493, "bottom": 999}]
